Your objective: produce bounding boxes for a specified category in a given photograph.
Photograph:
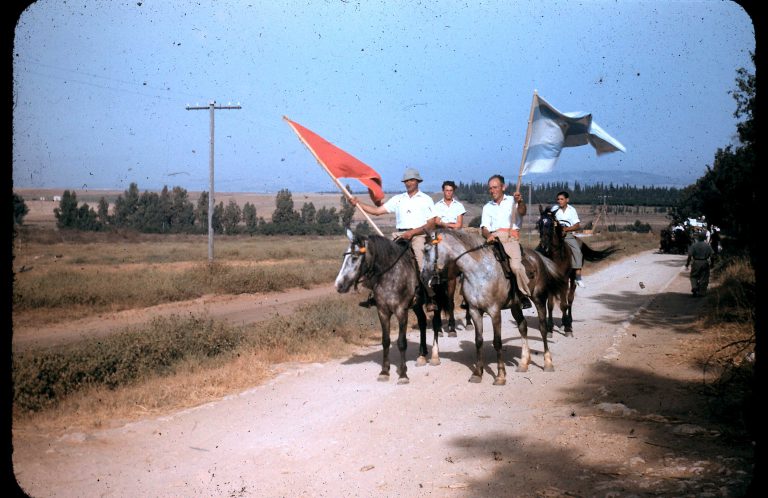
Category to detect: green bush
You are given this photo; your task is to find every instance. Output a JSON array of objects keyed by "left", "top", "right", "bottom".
[{"left": 13, "top": 315, "right": 247, "bottom": 412}]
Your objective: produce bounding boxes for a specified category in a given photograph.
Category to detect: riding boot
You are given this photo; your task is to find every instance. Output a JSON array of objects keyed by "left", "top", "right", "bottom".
[{"left": 359, "top": 292, "right": 376, "bottom": 308}]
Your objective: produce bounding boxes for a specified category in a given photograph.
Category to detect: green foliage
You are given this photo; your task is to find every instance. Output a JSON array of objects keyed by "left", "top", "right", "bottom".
[
  {"left": 222, "top": 200, "right": 242, "bottom": 234},
  {"left": 13, "top": 192, "right": 29, "bottom": 226},
  {"left": 242, "top": 202, "right": 258, "bottom": 234},
  {"left": 272, "top": 188, "right": 299, "bottom": 224},
  {"left": 53, "top": 190, "right": 102, "bottom": 230},
  {"left": 13, "top": 315, "right": 247, "bottom": 412},
  {"left": 340, "top": 188, "right": 355, "bottom": 228},
  {"left": 456, "top": 180, "right": 682, "bottom": 207},
  {"left": 196, "top": 191, "right": 209, "bottom": 231}
]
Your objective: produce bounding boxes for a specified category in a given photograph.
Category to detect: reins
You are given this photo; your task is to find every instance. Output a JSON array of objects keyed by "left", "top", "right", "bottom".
[{"left": 346, "top": 237, "right": 414, "bottom": 288}]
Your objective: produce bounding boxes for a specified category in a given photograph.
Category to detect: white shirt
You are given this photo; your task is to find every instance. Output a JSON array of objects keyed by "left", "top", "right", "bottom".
[
  {"left": 433, "top": 198, "right": 466, "bottom": 224},
  {"left": 481, "top": 195, "right": 521, "bottom": 231},
  {"left": 383, "top": 190, "right": 436, "bottom": 229},
  {"left": 551, "top": 204, "right": 580, "bottom": 227}
]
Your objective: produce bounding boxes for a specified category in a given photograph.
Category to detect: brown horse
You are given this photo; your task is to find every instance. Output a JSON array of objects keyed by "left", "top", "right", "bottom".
[
  {"left": 535, "top": 206, "right": 620, "bottom": 337},
  {"left": 422, "top": 229, "right": 568, "bottom": 383}
]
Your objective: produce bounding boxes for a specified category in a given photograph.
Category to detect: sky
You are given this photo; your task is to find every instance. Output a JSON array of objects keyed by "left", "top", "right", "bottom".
[{"left": 11, "top": 0, "right": 756, "bottom": 195}]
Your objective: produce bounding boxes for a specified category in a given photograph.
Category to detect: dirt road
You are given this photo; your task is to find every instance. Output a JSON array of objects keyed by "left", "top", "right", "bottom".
[{"left": 12, "top": 250, "right": 753, "bottom": 497}]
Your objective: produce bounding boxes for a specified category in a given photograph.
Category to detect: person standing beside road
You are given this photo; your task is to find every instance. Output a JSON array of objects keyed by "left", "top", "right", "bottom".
[
  {"left": 552, "top": 190, "right": 586, "bottom": 287},
  {"left": 685, "top": 231, "right": 714, "bottom": 297},
  {"left": 349, "top": 167, "right": 437, "bottom": 308},
  {"left": 480, "top": 174, "right": 532, "bottom": 309},
  {"left": 433, "top": 180, "right": 466, "bottom": 230}
]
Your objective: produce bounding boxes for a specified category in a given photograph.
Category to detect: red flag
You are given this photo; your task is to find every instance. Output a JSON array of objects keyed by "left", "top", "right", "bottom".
[{"left": 284, "top": 117, "right": 385, "bottom": 206}]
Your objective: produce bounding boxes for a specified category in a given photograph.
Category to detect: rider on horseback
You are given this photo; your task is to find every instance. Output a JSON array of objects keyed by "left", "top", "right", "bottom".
[
  {"left": 551, "top": 191, "right": 585, "bottom": 287},
  {"left": 349, "top": 167, "right": 438, "bottom": 309},
  {"left": 480, "top": 174, "right": 532, "bottom": 309}
]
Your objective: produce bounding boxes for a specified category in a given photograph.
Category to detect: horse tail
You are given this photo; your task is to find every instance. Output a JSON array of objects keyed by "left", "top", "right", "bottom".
[{"left": 579, "top": 240, "right": 621, "bottom": 262}]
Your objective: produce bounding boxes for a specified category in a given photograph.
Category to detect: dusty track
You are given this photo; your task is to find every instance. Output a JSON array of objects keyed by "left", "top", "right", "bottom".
[{"left": 12, "top": 250, "right": 753, "bottom": 496}]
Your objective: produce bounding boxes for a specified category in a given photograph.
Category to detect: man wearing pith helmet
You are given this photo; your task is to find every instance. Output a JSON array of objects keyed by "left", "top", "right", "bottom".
[{"left": 349, "top": 167, "right": 438, "bottom": 307}]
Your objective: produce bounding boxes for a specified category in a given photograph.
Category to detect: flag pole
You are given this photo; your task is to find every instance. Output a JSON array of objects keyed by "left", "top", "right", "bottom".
[
  {"left": 515, "top": 90, "right": 538, "bottom": 194},
  {"left": 283, "top": 116, "right": 384, "bottom": 236}
]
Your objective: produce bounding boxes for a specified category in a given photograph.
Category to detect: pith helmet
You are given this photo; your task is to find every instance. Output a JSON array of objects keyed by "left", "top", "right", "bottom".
[{"left": 401, "top": 167, "right": 423, "bottom": 182}]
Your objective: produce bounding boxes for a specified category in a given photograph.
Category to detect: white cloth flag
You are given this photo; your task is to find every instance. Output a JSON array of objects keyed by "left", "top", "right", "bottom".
[{"left": 522, "top": 93, "right": 626, "bottom": 174}]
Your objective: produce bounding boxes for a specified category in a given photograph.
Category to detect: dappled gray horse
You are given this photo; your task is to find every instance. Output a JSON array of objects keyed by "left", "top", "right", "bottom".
[
  {"left": 535, "top": 206, "right": 620, "bottom": 337},
  {"left": 335, "top": 229, "right": 438, "bottom": 384},
  {"left": 422, "top": 229, "right": 568, "bottom": 383}
]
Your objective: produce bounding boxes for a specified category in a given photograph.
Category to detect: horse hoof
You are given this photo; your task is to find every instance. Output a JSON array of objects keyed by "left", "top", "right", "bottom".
[
  {"left": 377, "top": 374, "right": 390, "bottom": 382},
  {"left": 544, "top": 365, "right": 555, "bottom": 372},
  {"left": 447, "top": 331, "right": 457, "bottom": 338},
  {"left": 465, "top": 324, "right": 474, "bottom": 331},
  {"left": 468, "top": 375, "right": 482, "bottom": 383},
  {"left": 493, "top": 378, "right": 506, "bottom": 386},
  {"left": 565, "top": 331, "right": 574, "bottom": 338},
  {"left": 516, "top": 365, "right": 529, "bottom": 373},
  {"left": 415, "top": 356, "right": 427, "bottom": 367},
  {"left": 430, "top": 358, "right": 441, "bottom": 366},
  {"left": 397, "top": 377, "right": 410, "bottom": 385}
]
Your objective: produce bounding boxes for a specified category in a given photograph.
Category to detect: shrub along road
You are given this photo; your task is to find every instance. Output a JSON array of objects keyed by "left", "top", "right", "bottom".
[{"left": 12, "top": 250, "right": 754, "bottom": 496}]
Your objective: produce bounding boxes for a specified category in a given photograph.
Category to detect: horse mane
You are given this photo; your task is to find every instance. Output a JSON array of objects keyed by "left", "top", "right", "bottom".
[
  {"left": 362, "top": 234, "right": 417, "bottom": 276},
  {"left": 435, "top": 228, "right": 487, "bottom": 261}
]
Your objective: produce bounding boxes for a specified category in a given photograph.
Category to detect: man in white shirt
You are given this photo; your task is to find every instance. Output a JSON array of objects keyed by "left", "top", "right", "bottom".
[
  {"left": 433, "top": 180, "right": 466, "bottom": 230},
  {"left": 480, "top": 174, "right": 531, "bottom": 309},
  {"left": 350, "top": 167, "right": 438, "bottom": 307},
  {"left": 551, "top": 190, "right": 585, "bottom": 287}
]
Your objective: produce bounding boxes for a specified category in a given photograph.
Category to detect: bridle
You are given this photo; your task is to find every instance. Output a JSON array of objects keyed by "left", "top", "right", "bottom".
[
  {"left": 426, "top": 231, "right": 487, "bottom": 286},
  {"left": 342, "top": 236, "right": 414, "bottom": 288}
]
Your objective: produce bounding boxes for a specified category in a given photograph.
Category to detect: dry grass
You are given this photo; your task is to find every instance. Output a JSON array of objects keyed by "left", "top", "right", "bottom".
[{"left": 9, "top": 200, "right": 676, "bottom": 434}]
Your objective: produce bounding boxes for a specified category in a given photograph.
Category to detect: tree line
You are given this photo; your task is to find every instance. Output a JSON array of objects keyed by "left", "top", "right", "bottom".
[
  {"left": 455, "top": 180, "right": 682, "bottom": 207},
  {"left": 45, "top": 183, "right": 357, "bottom": 236}
]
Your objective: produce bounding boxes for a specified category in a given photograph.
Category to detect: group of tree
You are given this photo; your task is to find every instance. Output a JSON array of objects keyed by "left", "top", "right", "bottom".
[
  {"left": 454, "top": 180, "right": 682, "bottom": 207},
  {"left": 48, "top": 183, "right": 355, "bottom": 236}
]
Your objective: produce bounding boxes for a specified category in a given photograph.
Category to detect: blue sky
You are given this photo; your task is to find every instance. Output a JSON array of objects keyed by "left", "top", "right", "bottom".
[{"left": 12, "top": 0, "right": 755, "bottom": 195}]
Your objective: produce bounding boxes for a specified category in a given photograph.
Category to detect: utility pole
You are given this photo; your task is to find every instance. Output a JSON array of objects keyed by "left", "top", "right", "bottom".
[{"left": 186, "top": 100, "right": 242, "bottom": 263}]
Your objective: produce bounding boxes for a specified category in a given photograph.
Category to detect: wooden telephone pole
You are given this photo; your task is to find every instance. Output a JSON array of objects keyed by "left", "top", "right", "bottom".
[{"left": 186, "top": 100, "right": 242, "bottom": 262}]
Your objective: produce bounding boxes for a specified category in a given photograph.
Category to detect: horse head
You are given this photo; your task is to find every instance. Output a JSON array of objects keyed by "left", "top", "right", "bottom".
[
  {"left": 335, "top": 228, "right": 368, "bottom": 293},
  {"left": 421, "top": 230, "right": 446, "bottom": 289},
  {"left": 536, "top": 206, "right": 563, "bottom": 255}
]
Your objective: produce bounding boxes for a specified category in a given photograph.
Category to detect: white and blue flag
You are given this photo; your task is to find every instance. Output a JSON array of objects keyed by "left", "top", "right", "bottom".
[{"left": 522, "top": 93, "right": 626, "bottom": 174}]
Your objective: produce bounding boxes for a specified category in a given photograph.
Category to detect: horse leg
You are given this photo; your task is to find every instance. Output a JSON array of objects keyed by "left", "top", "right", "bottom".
[
  {"left": 376, "top": 309, "right": 392, "bottom": 381},
  {"left": 510, "top": 304, "right": 531, "bottom": 373},
  {"left": 533, "top": 300, "right": 555, "bottom": 372},
  {"left": 446, "top": 277, "right": 457, "bottom": 337},
  {"left": 491, "top": 311, "right": 506, "bottom": 385},
  {"left": 426, "top": 305, "right": 441, "bottom": 366},
  {"left": 395, "top": 309, "right": 410, "bottom": 384},
  {"left": 415, "top": 303, "right": 429, "bottom": 367},
  {"left": 468, "top": 307, "right": 484, "bottom": 383},
  {"left": 563, "top": 280, "right": 576, "bottom": 337},
  {"left": 546, "top": 294, "right": 555, "bottom": 339}
]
